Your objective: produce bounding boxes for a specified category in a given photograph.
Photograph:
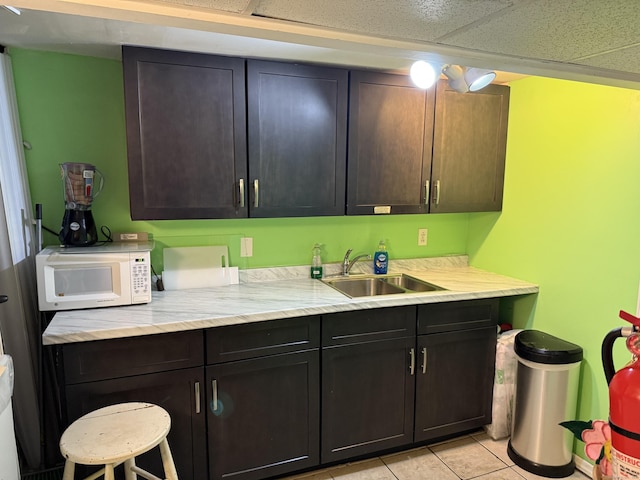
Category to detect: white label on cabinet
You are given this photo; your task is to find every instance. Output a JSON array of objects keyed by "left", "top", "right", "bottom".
[{"left": 374, "top": 206, "right": 391, "bottom": 214}]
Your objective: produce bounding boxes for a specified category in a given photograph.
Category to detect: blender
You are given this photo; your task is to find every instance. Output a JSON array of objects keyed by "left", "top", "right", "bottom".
[{"left": 58, "top": 162, "right": 104, "bottom": 247}]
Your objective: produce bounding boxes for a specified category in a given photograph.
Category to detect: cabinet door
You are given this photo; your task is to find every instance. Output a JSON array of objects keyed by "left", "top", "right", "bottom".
[
  {"left": 431, "top": 81, "right": 510, "bottom": 213},
  {"left": 123, "top": 46, "right": 247, "bottom": 219},
  {"left": 247, "top": 60, "right": 348, "bottom": 217},
  {"left": 207, "top": 350, "right": 320, "bottom": 480},
  {"left": 65, "top": 367, "right": 207, "bottom": 480},
  {"left": 414, "top": 326, "right": 497, "bottom": 443},
  {"left": 347, "top": 70, "right": 435, "bottom": 215},
  {"left": 322, "top": 337, "right": 415, "bottom": 463}
]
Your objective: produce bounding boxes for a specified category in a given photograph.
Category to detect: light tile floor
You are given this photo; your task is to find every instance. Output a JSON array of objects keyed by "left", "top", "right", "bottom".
[{"left": 280, "top": 432, "right": 591, "bottom": 480}]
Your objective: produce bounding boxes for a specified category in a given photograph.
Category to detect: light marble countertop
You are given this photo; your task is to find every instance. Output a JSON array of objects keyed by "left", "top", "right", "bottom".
[{"left": 42, "top": 256, "right": 538, "bottom": 345}]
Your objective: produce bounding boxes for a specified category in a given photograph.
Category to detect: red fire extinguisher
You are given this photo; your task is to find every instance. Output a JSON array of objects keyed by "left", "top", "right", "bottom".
[{"left": 602, "top": 310, "right": 640, "bottom": 478}]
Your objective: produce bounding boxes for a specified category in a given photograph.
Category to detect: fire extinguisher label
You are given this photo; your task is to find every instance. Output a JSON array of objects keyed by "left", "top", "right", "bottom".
[{"left": 612, "top": 446, "right": 640, "bottom": 478}]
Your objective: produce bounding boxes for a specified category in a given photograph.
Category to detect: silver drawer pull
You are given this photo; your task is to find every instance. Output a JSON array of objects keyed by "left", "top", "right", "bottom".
[
  {"left": 253, "top": 179, "right": 259, "bottom": 208},
  {"left": 409, "top": 348, "right": 415, "bottom": 375},
  {"left": 434, "top": 180, "right": 441, "bottom": 205},
  {"left": 239, "top": 179, "right": 245, "bottom": 208},
  {"left": 421, "top": 347, "right": 427, "bottom": 374},
  {"left": 212, "top": 379, "right": 218, "bottom": 412},
  {"left": 195, "top": 381, "right": 201, "bottom": 414},
  {"left": 424, "top": 180, "right": 429, "bottom": 205}
]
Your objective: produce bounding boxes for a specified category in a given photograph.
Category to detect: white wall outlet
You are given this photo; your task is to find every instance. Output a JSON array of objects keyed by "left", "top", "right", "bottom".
[
  {"left": 240, "top": 237, "right": 253, "bottom": 257},
  {"left": 418, "top": 228, "right": 428, "bottom": 246}
]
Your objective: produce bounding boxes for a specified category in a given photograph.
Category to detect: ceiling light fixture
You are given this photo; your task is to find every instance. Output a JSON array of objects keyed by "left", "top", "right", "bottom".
[
  {"left": 409, "top": 60, "right": 437, "bottom": 89},
  {"left": 2, "top": 5, "right": 21, "bottom": 15},
  {"left": 442, "top": 64, "right": 496, "bottom": 93}
]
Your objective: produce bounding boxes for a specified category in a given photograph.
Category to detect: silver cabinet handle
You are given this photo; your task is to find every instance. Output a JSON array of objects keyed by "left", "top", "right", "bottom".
[
  {"left": 212, "top": 379, "right": 218, "bottom": 412},
  {"left": 253, "top": 179, "right": 259, "bottom": 208},
  {"left": 421, "top": 347, "right": 427, "bottom": 374},
  {"left": 195, "top": 381, "right": 201, "bottom": 414},
  {"left": 409, "top": 348, "right": 415, "bottom": 375},
  {"left": 434, "top": 180, "right": 441, "bottom": 205},
  {"left": 424, "top": 180, "right": 429, "bottom": 205},
  {"left": 239, "top": 179, "right": 245, "bottom": 208}
]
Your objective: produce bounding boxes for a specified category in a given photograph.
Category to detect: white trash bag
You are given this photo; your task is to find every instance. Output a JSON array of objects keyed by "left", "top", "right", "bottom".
[
  {"left": 484, "top": 330, "right": 521, "bottom": 440},
  {"left": 0, "top": 353, "right": 19, "bottom": 480},
  {"left": 0, "top": 354, "right": 14, "bottom": 416}
]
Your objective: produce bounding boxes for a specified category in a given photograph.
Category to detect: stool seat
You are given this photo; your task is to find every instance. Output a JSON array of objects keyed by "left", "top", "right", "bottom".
[{"left": 60, "top": 402, "right": 178, "bottom": 480}]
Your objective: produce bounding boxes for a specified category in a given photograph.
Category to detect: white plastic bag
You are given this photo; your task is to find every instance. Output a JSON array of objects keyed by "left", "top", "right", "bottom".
[
  {"left": 484, "top": 330, "right": 520, "bottom": 440},
  {"left": 0, "top": 355, "right": 14, "bottom": 416}
]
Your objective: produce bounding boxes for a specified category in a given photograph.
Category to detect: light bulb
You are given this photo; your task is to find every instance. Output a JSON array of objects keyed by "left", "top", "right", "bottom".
[
  {"left": 466, "top": 68, "right": 496, "bottom": 92},
  {"left": 410, "top": 61, "right": 437, "bottom": 89}
]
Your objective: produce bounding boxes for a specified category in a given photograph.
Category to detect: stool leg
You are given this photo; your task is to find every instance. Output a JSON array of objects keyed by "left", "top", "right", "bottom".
[
  {"left": 124, "top": 457, "right": 137, "bottom": 480},
  {"left": 62, "top": 460, "right": 75, "bottom": 480},
  {"left": 104, "top": 464, "right": 116, "bottom": 480},
  {"left": 159, "top": 438, "right": 179, "bottom": 480}
]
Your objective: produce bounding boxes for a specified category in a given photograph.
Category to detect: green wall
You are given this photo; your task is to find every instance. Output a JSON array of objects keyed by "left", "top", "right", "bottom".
[
  {"left": 10, "top": 48, "right": 469, "bottom": 269},
  {"left": 468, "top": 76, "right": 640, "bottom": 454}
]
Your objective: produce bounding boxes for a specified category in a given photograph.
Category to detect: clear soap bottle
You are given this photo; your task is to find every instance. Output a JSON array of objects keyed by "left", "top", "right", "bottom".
[
  {"left": 373, "top": 239, "right": 388, "bottom": 275},
  {"left": 311, "top": 244, "right": 323, "bottom": 279}
]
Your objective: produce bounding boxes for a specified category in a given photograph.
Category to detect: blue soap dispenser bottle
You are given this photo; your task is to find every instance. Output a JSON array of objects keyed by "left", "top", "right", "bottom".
[{"left": 374, "top": 240, "right": 388, "bottom": 275}]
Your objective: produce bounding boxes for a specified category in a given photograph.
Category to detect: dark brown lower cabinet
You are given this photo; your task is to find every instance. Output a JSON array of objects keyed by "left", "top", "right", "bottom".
[
  {"left": 206, "top": 350, "right": 320, "bottom": 480},
  {"left": 321, "top": 337, "right": 415, "bottom": 463},
  {"left": 65, "top": 367, "right": 207, "bottom": 480},
  {"left": 58, "top": 299, "right": 501, "bottom": 480},
  {"left": 414, "top": 326, "right": 497, "bottom": 442},
  {"left": 321, "top": 306, "right": 416, "bottom": 463}
]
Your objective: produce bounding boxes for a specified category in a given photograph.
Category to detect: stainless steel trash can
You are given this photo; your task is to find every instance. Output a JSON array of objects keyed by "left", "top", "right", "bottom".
[{"left": 507, "top": 330, "right": 583, "bottom": 478}]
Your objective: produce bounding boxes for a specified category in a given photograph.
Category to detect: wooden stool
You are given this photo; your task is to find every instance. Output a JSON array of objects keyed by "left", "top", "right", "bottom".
[{"left": 60, "top": 402, "right": 178, "bottom": 480}]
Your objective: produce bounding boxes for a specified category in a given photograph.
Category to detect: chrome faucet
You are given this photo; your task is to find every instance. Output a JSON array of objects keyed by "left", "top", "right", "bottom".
[{"left": 342, "top": 248, "right": 371, "bottom": 276}]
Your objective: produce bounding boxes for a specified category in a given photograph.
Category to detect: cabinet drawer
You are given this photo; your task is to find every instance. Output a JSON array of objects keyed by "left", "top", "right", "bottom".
[
  {"left": 62, "top": 330, "right": 204, "bottom": 384},
  {"left": 322, "top": 306, "right": 416, "bottom": 347},
  {"left": 206, "top": 316, "right": 320, "bottom": 364},
  {"left": 417, "top": 299, "right": 499, "bottom": 335}
]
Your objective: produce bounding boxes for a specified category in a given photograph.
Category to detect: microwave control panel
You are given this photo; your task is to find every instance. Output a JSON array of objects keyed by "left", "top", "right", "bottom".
[{"left": 131, "top": 251, "right": 152, "bottom": 303}]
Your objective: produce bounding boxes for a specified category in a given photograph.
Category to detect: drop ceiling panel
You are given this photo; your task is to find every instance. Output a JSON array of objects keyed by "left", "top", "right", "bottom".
[
  {"left": 252, "top": 0, "right": 520, "bottom": 42},
  {"left": 440, "top": 0, "right": 640, "bottom": 66},
  {"left": 578, "top": 45, "right": 640, "bottom": 77}
]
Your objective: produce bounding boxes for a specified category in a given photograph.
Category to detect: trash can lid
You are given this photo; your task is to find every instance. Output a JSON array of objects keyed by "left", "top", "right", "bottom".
[{"left": 515, "top": 330, "right": 583, "bottom": 364}]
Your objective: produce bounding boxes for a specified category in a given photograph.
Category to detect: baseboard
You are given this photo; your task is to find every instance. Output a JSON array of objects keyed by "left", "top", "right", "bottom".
[{"left": 574, "top": 454, "right": 593, "bottom": 477}]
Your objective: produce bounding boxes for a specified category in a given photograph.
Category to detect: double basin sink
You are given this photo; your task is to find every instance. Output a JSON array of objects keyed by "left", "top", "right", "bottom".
[{"left": 322, "top": 273, "right": 445, "bottom": 298}]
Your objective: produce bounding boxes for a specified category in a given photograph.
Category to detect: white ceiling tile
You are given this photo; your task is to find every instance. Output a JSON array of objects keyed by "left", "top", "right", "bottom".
[
  {"left": 440, "top": 0, "right": 640, "bottom": 63},
  {"left": 253, "top": 0, "right": 516, "bottom": 41},
  {"left": 578, "top": 45, "right": 640, "bottom": 77}
]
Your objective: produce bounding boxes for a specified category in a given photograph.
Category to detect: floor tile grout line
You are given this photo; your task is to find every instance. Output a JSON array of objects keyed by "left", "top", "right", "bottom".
[
  {"left": 427, "top": 445, "right": 468, "bottom": 480},
  {"left": 378, "top": 455, "right": 401, "bottom": 480}
]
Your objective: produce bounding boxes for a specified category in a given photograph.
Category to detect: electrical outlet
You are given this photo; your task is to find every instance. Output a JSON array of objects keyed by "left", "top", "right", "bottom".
[
  {"left": 418, "top": 228, "right": 428, "bottom": 246},
  {"left": 240, "top": 237, "right": 253, "bottom": 257}
]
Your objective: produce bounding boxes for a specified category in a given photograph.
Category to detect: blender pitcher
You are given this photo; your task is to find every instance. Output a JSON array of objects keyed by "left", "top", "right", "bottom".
[{"left": 59, "top": 162, "right": 104, "bottom": 246}]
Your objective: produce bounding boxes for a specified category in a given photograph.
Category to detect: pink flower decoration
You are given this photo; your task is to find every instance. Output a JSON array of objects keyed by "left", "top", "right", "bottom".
[{"left": 582, "top": 420, "right": 612, "bottom": 476}]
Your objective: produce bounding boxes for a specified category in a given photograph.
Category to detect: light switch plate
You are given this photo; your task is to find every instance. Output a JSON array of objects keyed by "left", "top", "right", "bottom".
[{"left": 241, "top": 237, "right": 253, "bottom": 257}]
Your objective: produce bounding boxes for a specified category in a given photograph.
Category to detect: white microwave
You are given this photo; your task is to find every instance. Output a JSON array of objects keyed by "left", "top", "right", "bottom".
[{"left": 36, "top": 244, "right": 152, "bottom": 311}]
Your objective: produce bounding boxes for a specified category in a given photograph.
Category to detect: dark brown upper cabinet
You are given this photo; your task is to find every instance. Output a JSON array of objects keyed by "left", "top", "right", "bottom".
[
  {"left": 123, "top": 47, "right": 510, "bottom": 219},
  {"left": 246, "top": 60, "right": 348, "bottom": 217},
  {"left": 430, "top": 80, "right": 510, "bottom": 213},
  {"left": 123, "top": 46, "right": 248, "bottom": 220},
  {"left": 346, "top": 70, "right": 435, "bottom": 215}
]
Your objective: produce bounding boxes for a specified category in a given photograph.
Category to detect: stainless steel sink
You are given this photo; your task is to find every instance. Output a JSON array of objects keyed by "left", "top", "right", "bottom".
[
  {"left": 322, "top": 274, "right": 445, "bottom": 298},
  {"left": 380, "top": 274, "right": 443, "bottom": 293}
]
